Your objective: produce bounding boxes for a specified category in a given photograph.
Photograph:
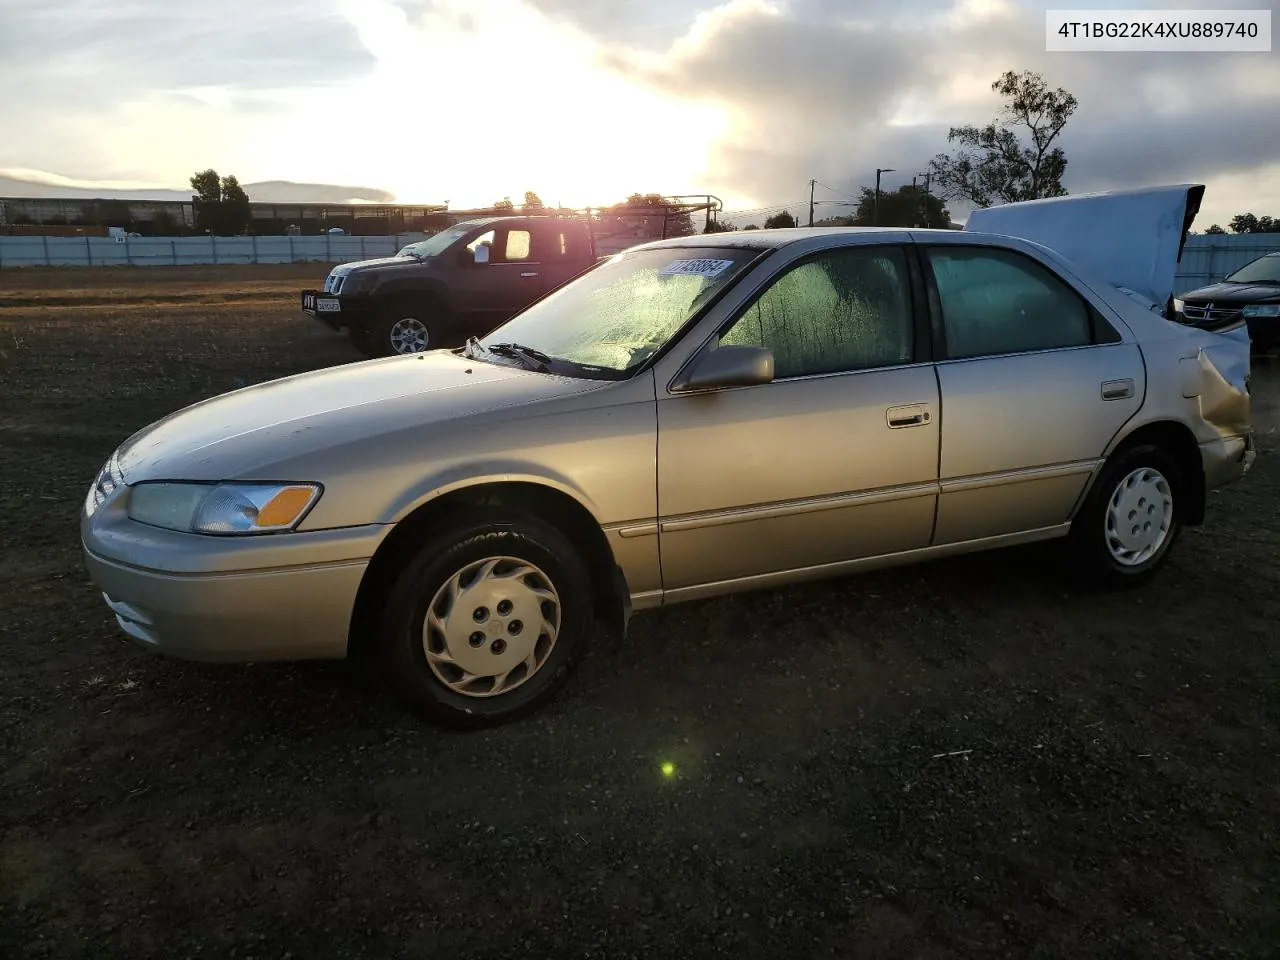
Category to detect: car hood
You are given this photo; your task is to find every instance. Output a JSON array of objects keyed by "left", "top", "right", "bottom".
[
  {"left": 115, "top": 353, "right": 605, "bottom": 482},
  {"left": 331, "top": 256, "right": 420, "bottom": 275},
  {"left": 1179, "top": 281, "right": 1280, "bottom": 304},
  {"left": 965, "top": 184, "right": 1205, "bottom": 309}
]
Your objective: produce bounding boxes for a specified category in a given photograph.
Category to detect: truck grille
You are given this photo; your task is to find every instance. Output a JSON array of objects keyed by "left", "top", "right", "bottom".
[{"left": 1182, "top": 302, "right": 1243, "bottom": 325}]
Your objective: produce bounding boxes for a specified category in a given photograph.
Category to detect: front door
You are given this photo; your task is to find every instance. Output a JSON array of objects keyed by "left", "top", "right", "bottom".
[
  {"left": 656, "top": 243, "right": 940, "bottom": 592},
  {"left": 452, "top": 225, "right": 548, "bottom": 335},
  {"left": 920, "top": 242, "right": 1146, "bottom": 544}
]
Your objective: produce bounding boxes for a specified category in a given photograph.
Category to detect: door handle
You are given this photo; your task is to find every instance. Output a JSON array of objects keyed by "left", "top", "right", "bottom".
[
  {"left": 1101, "top": 378, "right": 1134, "bottom": 400},
  {"left": 520, "top": 272, "right": 540, "bottom": 278},
  {"left": 886, "top": 403, "right": 932, "bottom": 428}
]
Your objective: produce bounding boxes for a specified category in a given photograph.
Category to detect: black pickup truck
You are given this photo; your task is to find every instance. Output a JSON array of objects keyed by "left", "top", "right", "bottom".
[{"left": 301, "top": 216, "right": 603, "bottom": 357}]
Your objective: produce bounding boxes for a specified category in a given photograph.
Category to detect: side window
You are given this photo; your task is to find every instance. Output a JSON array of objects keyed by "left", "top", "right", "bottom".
[
  {"left": 719, "top": 246, "right": 914, "bottom": 379},
  {"left": 503, "top": 229, "right": 532, "bottom": 261},
  {"left": 466, "top": 230, "right": 495, "bottom": 258},
  {"left": 926, "top": 246, "right": 1093, "bottom": 359},
  {"left": 531, "top": 225, "right": 570, "bottom": 262}
]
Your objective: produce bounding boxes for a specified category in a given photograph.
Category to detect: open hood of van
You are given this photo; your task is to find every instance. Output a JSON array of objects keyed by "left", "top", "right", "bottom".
[{"left": 964, "top": 184, "right": 1205, "bottom": 310}]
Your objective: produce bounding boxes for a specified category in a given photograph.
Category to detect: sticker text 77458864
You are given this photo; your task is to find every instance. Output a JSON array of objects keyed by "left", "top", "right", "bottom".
[{"left": 657, "top": 258, "right": 737, "bottom": 279}]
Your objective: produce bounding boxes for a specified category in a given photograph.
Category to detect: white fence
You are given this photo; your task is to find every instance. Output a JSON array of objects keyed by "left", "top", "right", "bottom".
[
  {"left": 0, "top": 233, "right": 431, "bottom": 268},
  {"left": 2, "top": 231, "right": 1278, "bottom": 294}
]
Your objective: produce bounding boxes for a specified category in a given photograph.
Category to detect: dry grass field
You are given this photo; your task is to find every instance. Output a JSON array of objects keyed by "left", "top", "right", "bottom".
[{"left": 1, "top": 264, "right": 1278, "bottom": 959}]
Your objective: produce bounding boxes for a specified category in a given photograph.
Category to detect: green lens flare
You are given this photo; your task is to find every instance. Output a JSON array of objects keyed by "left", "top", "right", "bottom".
[{"left": 660, "top": 762, "right": 676, "bottom": 778}]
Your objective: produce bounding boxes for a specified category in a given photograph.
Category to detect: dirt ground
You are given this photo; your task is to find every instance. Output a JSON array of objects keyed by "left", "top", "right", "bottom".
[{"left": 1, "top": 265, "right": 1278, "bottom": 959}]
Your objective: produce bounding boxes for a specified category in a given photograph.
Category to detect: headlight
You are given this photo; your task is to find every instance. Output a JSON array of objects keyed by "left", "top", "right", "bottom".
[
  {"left": 84, "top": 451, "right": 124, "bottom": 517},
  {"left": 1242, "top": 304, "right": 1280, "bottom": 318},
  {"left": 1172, "top": 298, "right": 1185, "bottom": 314},
  {"left": 127, "top": 481, "right": 322, "bottom": 535}
]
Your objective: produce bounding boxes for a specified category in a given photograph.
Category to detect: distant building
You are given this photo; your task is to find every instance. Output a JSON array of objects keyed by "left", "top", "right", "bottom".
[{"left": 0, "top": 196, "right": 449, "bottom": 237}]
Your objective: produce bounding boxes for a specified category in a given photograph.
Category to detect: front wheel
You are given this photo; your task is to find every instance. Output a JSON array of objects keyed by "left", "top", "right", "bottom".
[
  {"left": 1069, "top": 444, "right": 1183, "bottom": 587},
  {"left": 375, "top": 512, "right": 594, "bottom": 728},
  {"left": 362, "top": 298, "right": 447, "bottom": 357}
]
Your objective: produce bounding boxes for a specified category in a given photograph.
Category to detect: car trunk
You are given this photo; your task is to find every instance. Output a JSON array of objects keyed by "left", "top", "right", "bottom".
[{"left": 964, "top": 184, "right": 1218, "bottom": 327}]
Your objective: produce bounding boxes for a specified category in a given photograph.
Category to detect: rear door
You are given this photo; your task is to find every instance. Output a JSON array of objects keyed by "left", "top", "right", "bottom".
[
  {"left": 918, "top": 239, "right": 1146, "bottom": 544},
  {"left": 531, "top": 221, "right": 594, "bottom": 293}
]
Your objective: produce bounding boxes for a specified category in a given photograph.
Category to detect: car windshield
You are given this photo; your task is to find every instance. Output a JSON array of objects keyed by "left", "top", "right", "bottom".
[
  {"left": 475, "top": 246, "right": 761, "bottom": 376},
  {"left": 1225, "top": 254, "right": 1280, "bottom": 284},
  {"left": 397, "top": 227, "right": 472, "bottom": 259}
]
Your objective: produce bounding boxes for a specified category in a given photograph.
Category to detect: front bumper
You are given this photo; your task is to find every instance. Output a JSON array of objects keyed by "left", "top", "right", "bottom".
[
  {"left": 300, "top": 289, "right": 375, "bottom": 333},
  {"left": 82, "top": 499, "right": 388, "bottom": 662}
]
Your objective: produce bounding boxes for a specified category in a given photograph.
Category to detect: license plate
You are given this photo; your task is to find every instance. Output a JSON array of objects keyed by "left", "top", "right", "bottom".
[{"left": 302, "top": 294, "right": 340, "bottom": 313}]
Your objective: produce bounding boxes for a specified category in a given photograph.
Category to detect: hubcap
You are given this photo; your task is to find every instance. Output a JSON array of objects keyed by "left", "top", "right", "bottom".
[
  {"left": 1104, "top": 466, "right": 1173, "bottom": 566},
  {"left": 421, "top": 556, "right": 561, "bottom": 698},
  {"left": 389, "top": 318, "right": 430, "bottom": 354}
]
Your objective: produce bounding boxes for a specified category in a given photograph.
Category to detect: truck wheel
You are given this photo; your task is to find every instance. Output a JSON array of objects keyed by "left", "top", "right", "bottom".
[
  {"left": 369, "top": 298, "right": 446, "bottom": 357},
  {"left": 375, "top": 511, "right": 594, "bottom": 728}
]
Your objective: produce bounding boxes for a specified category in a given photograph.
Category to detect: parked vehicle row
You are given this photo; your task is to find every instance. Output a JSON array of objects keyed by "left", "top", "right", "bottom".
[{"left": 84, "top": 185, "right": 1255, "bottom": 727}]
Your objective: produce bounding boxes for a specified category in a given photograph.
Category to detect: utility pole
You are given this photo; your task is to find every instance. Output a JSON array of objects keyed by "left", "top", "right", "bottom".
[
  {"left": 873, "top": 168, "right": 895, "bottom": 226},
  {"left": 808, "top": 179, "right": 816, "bottom": 227},
  {"left": 915, "top": 171, "right": 932, "bottom": 227}
]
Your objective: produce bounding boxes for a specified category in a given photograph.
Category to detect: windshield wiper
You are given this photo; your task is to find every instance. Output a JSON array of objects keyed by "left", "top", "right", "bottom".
[{"left": 486, "top": 342, "right": 552, "bottom": 372}]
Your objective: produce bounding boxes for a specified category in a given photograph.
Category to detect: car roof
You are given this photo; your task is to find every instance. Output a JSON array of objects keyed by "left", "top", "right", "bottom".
[{"left": 632, "top": 226, "right": 929, "bottom": 252}]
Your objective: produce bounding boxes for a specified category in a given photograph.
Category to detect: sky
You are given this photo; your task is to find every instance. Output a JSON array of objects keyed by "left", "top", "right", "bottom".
[{"left": 0, "top": 0, "right": 1277, "bottom": 227}]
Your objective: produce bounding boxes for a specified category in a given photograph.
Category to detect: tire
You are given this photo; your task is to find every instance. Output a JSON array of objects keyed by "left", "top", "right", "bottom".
[
  {"left": 375, "top": 511, "right": 594, "bottom": 728},
  {"left": 1068, "top": 443, "right": 1183, "bottom": 588},
  {"left": 367, "top": 297, "right": 447, "bottom": 357}
]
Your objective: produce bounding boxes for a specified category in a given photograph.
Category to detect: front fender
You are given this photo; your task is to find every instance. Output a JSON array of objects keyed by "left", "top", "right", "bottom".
[
  {"left": 384, "top": 461, "right": 605, "bottom": 527},
  {"left": 371, "top": 276, "right": 453, "bottom": 313}
]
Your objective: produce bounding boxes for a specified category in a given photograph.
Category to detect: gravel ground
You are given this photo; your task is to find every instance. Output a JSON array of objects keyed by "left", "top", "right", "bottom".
[{"left": 1, "top": 266, "right": 1278, "bottom": 959}]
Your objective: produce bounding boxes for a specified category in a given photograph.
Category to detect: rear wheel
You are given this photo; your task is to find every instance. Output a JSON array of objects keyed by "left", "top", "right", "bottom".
[
  {"left": 1069, "top": 443, "right": 1183, "bottom": 587},
  {"left": 375, "top": 511, "right": 594, "bottom": 728}
]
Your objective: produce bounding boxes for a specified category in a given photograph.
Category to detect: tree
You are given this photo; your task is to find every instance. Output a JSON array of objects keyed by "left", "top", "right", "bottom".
[
  {"left": 494, "top": 196, "right": 515, "bottom": 211},
  {"left": 189, "top": 168, "right": 252, "bottom": 234},
  {"left": 850, "top": 184, "right": 952, "bottom": 228},
  {"left": 702, "top": 219, "right": 735, "bottom": 233},
  {"left": 743, "top": 224, "right": 759, "bottom": 230},
  {"left": 522, "top": 191, "right": 544, "bottom": 211},
  {"left": 763, "top": 211, "right": 797, "bottom": 229},
  {"left": 1229, "top": 213, "right": 1280, "bottom": 233},
  {"left": 929, "top": 70, "right": 1078, "bottom": 208},
  {"left": 1204, "top": 223, "right": 1227, "bottom": 235},
  {"left": 190, "top": 168, "right": 222, "bottom": 233},
  {"left": 220, "top": 175, "right": 252, "bottom": 235}
]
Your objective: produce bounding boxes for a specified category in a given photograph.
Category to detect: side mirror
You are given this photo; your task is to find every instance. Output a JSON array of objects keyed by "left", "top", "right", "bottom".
[
  {"left": 473, "top": 245, "right": 490, "bottom": 264},
  {"left": 673, "top": 345, "right": 774, "bottom": 392}
]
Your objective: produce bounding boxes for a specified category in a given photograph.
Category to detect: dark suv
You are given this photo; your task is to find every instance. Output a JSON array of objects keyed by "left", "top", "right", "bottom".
[
  {"left": 301, "top": 216, "right": 600, "bottom": 357},
  {"left": 1175, "top": 251, "right": 1280, "bottom": 350}
]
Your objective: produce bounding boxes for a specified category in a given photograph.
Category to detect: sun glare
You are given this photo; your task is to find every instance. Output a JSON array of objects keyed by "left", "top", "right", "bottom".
[{"left": 293, "top": 0, "right": 731, "bottom": 208}]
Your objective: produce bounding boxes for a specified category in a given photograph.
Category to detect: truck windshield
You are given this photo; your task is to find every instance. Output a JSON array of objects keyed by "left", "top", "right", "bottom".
[
  {"left": 397, "top": 227, "right": 470, "bottom": 259},
  {"left": 477, "top": 247, "right": 761, "bottom": 376}
]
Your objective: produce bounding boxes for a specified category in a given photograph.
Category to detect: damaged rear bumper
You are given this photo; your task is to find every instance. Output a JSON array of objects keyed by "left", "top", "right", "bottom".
[{"left": 1201, "top": 431, "right": 1255, "bottom": 491}]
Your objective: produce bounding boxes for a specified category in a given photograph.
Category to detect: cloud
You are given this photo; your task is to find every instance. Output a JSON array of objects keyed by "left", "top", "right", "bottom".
[
  {"left": 0, "top": 0, "right": 376, "bottom": 181},
  {"left": 599, "top": 0, "right": 1280, "bottom": 224}
]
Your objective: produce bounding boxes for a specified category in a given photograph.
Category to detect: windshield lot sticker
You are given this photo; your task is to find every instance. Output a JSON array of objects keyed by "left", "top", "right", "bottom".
[{"left": 659, "top": 258, "right": 736, "bottom": 278}]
